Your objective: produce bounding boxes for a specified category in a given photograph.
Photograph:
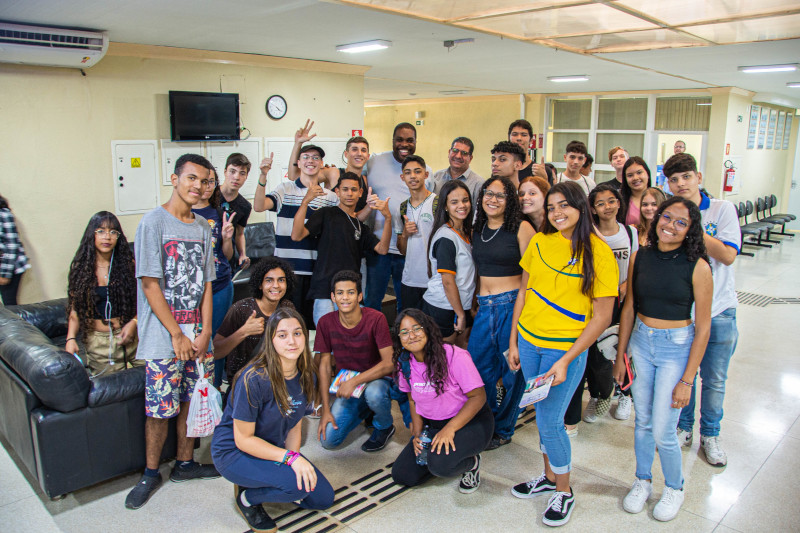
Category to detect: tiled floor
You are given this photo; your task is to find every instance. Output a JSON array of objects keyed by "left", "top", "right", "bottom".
[{"left": 2, "top": 234, "right": 799, "bottom": 532}]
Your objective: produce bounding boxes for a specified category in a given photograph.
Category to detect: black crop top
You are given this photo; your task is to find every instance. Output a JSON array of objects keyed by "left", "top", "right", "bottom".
[
  {"left": 94, "top": 285, "right": 109, "bottom": 320},
  {"left": 633, "top": 246, "right": 698, "bottom": 321},
  {"left": 472, "top": 223, "right": 523, "bottom": 277}
]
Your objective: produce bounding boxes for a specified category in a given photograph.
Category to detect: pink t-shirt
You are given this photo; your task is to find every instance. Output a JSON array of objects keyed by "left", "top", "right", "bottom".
[
  {"left": 397, "top": 344, "right": 484, "bottom": 420},
  {"left": 626, "top": 198, "right": 640, "bottom": 226}
]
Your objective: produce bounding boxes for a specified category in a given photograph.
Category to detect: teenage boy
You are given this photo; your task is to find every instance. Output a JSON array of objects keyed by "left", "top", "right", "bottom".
[
  {"left": 508, "top": 119, "right": 548, "bottom": 181},
  {"left": 490, "top": 141, "right": 525, "bottom": 187},
  {"left": 314, "top": 270, "right": 397, "bottom": 452},
  {"left": 427, "top": 137, "right": 484, "bottom": 203},
  {"left": 363, "top": 123, "right": 430, "bottom": 312},
  {"left": 125, "top": 154, "right": 219, "bottom": 510},
  {"left": 608, "top": 146, "right": 629, "bottom": 190},
  {"left": 291, "top": 172, "right": 392, "bottom": 326},
  {"left": 219, "top": 153, "right": 253, "bottom": 269},
  {"left": 556, "top": 140, "right": 596, "bottom": 195},
  {"left": 253, "top": 145, "right": 339, "bottom": 326},
  {"left": 666, "top": 153, "right": 740, "bottom": 467},
  {"left": 396, "top": 155, "right": 437, "bottom": 311}
]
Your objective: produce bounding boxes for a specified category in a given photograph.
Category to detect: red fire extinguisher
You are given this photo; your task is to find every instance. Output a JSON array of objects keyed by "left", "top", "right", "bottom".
[{"left": 723, "top": 162, "right": 735, "bottom": 192}]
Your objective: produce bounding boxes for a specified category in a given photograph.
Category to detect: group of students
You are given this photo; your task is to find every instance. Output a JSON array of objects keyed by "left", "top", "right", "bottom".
[{"left": 25, "top": 116, "right": 740, "bottom": 531}]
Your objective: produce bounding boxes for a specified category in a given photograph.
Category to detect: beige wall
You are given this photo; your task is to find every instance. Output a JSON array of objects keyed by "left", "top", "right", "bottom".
[
  {"left": 364, "top": 95, "right": 545, "bottom": 179},
  {"left": 0, "top": 45, "right": 365, "bottom": 304}
]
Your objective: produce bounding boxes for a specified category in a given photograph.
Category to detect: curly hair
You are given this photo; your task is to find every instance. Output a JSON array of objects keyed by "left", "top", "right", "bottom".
[
  {"left": 392, "top": 309, "right": 449, "bottom": 396},
  {"left": 542, "top": 182, "right": 596, "bottom": 297},
  {"left": 249, "top": 256, "right": 296, "bottom": 302},
  {"left": 646, "top": 196, "right": 709, "bottom": 265},
  {"left": 588, "top": 182, "right": 625, "bottom": 225},
  {"left": 67, "top": 212, "right": 136, "bottom": 341},
  {"left": 232, "top": 307, "right": 317, "bottom": 415},
  {"left": 207, "top": 167, "right": 222, "bottom": 209},
  {"left": 427, "top": 180, "right": 473, "bottom": 277},
  {"left": 474, "top": 176, "right": 521, "bottom": 235}
]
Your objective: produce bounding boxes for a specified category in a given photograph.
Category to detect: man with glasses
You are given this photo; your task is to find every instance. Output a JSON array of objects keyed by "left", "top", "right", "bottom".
[{"left": 427, "top": 136, "right": 485, "bottom": 203}]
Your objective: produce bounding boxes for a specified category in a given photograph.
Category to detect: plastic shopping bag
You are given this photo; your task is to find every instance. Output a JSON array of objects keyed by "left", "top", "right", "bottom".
[{"left": 186, "top": 359, "right": 223, "bottom": 438}]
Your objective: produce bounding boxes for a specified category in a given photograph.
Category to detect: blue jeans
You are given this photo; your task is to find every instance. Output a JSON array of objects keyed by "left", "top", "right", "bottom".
[
  {"left": 629, "top": 319, "right": 694, "bottom": 490},
  {"left": 678, "top": 307, "right": 738, "bottom": 438},
  {"left": 312, "top": 299, "right": 338, "bottom": 328},
  {"left": 518, "top": 335, "right": 587, "bottom": 474},
  {"left": 320, "top": 377, "right": 394, "bottom": 449},
  {"left": 212, "top": 280, "right": 234, "bottom": 388},
  {"left": 467, "top": 290, "right": 524, "bottom": 439},
  {"left": 365, "top": 252, "right": 405, "bottom": 312}
]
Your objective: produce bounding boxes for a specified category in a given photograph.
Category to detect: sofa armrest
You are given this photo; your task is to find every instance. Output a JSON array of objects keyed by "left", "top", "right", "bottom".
[
  {"left": 87, "top": 367, "right": 146, "bottom": 407},
  {"left": 7, "top": 298, "right": 69, "bottom": 340}
]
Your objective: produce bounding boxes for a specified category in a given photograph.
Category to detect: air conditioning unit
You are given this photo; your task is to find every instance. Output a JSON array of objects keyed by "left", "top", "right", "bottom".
[{"left": 0, "top": 22, "right": 108, "bottom": 68}]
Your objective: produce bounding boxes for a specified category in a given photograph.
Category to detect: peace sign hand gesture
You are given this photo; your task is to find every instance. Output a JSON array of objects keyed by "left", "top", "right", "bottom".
[
  {"left": 295, "top": 119, "right": 317, "bottom": 144},
  {"left": 221, "top": 211, "right": 236, "bottom": 240}
]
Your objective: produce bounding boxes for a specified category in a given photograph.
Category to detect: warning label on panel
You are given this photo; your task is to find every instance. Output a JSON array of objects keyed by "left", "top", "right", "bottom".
[{"left": 131, "top": 158, "right": 141, "bottom": 168}]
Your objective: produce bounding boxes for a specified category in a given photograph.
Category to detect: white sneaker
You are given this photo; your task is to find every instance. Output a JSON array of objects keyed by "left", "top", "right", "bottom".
[
  {"left": 615, "top": 395, "right": 632, "bottom": 420},
  {"left": 676, "top": 429, "right": 693, "bottom": 448},
  {"left": 565, "top": 425, "right": 578, "bottom": 438},
  {"left": 700, "top": 436, "right": 727, "bottom": 466},
  {"left": 653, "top": 486, "right": 684, "bottom": 522},
  {"left": 583, "top": 398, "right": 598, "bottom": 423},
  {"left": 622, "top": 479, "right": 652, "bottom": 514}
]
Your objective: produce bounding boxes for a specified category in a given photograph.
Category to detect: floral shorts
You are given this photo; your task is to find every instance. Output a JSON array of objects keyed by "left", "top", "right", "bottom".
[{"left": 144, "top": 352, "right": 214, "bottom": 419}]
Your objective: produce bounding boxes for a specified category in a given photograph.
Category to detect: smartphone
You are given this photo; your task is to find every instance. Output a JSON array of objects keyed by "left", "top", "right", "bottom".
[{"left": 620, "top": 352, "right": 636, "bottom": 391}]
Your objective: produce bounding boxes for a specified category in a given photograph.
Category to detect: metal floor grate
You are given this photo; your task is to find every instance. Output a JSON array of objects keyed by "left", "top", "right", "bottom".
[{"left": 737, "top": 291, "right": 800, "bottom": 307}]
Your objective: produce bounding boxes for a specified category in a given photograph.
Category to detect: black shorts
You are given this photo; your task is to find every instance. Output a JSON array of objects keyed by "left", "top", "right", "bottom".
[{"left": 421, "top": 300, "right": 473, "bottom": 338}]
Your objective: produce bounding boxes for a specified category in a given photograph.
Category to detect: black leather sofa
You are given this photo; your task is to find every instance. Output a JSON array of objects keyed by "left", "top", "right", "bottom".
[{"left": 0, "top": 299, "right": 175, "bottom": 499}]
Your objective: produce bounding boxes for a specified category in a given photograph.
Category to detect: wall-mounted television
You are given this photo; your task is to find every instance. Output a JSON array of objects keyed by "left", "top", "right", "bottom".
[{"left": 169, "top": 91, "right": 240, "bottom": 142}]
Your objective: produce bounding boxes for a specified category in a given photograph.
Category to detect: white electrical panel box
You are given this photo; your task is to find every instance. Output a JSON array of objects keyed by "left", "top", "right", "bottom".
[
  {"left": 160, "top": 141, "right": 205, "bottom": 185},
  {"left": 207, "top": 139, "right": 262, "bottom": 200},
  {"left": 112, "top": 141, "right": 160, "bottom": 216}
]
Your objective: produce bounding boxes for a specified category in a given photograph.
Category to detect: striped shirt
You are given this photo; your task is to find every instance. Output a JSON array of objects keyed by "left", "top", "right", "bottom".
[
  {"left": 0, "top": 208, "right": 30, "bottom": 278},
  {"left": 266, "top": 179, "right": 338, "bottom": 276}
]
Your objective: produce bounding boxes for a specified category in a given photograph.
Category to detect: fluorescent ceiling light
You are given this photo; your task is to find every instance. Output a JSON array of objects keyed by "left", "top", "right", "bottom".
[
  {"left": 738, "top": 64, "right": 798, "bottom": 74},
  {"left": 336, "top": 40, "right": 391, "bottom": 53},
  {"left": 696, "top": 103, "right": 712, "bottom": 106},
  {"left": 547, "top": 75, "right": 589, "bottom": 83},
  {"left": 788, "top": 82, "right": 800, "bottom": 88}
]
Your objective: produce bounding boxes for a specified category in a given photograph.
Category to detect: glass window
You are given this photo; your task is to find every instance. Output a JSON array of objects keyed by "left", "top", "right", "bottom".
[
  {"left": 547, "top": 132, "right": 590, "bottom": 161},
  {"left": 550, "top": 99, "right": 591, "bottom": 130},
  {"left": 596, "top": 133, "right": 645, "bottom": 160},
  {"left": 597, "top": 98, "right": 647, "bottom": 130},
  {"left": 593, "top": 170, "right": 617, "bottom": 184},
  {"left": 655, "top": 97, "right": 711, "bottom": 131}
]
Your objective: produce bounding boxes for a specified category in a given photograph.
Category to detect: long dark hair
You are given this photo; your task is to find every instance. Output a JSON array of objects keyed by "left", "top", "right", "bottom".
[
  {"left": 474, "top": 176, "right": 521, "bottom": 235},
  {"left": 392, "top": 309, "right": 448, "bottom": 396},
  {"left": 542, "top": 181, "right": 596, "bottom": 297},
  {"left": 232, "top": 307, "right": 317, "bottom": 415},
  {"left": 620, "top": 156, "right": 652, "bottom": 213},
  {"left": 427, "top": 180, "right": 473, "bottom": 277},
  {"left": 588, "top": 182, "right": 625, "bottom": 225},
  {"left": 67, "top": 212, "right": 136, "bottom": 340},
  {"left": 647, "top": 196, "right": 709, "bottom": 264},
  {"left": 207, "top": 168, "right": 222, "bottom": 209}
]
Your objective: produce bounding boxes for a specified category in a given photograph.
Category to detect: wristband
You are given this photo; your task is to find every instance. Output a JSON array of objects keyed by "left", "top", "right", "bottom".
[
  {"left": 285, "top": 450, "right": 300, "bottom": 466},
  {"left": 258, "top": 181, "right": 267, "bottom": 187},
  {"left": 66, "top": 337, "right": 77, "bottom": 342},
  {"left": 679, "top": 379, "right": 693, "bottom": 388}
]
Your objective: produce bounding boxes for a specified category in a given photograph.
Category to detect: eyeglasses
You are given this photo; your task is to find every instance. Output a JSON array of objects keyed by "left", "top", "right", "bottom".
[
  {"left": 593, "top": 198, "right": 619, "bottom": 209},
  {"left": 95, "top": 229, "right": 121, "bottom": 238},
  {"left": 450, "top": 148, "right": 471, "bottom": 157},
  {"left": 300, "top": 154, "right": 321, "bottom": 161},
  {"left": 659, "top": 212, "right": 689, "bottom": 230},
  {"left": 484, "top": 191, "right": 507, "bottom": 201},
  {"left": 398, "top": 324, "right": 425, "bottom": 339}
]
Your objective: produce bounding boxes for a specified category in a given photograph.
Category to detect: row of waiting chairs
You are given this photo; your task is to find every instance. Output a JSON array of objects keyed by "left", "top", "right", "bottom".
[{"left": 737, "top": 194, "right": 796, "bottom": 256}]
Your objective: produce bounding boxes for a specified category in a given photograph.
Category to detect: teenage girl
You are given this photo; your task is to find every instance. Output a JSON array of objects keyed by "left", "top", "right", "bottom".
[
  {"left": 621, "top": 156, "right": 653, "bottom": 226},
  {"left": 66, "top": 212, "right": 139, "bottom": 375},
  {"left": 469, "top": 176, "right": 535, "bottom": 449},
  {"left": 614, "top": 196, "right": 711, "bottom": 522},
  {"left": 507, "top": 181, "right": 618, "bottom": 527},
  {"left": 390, "top": 309, "right": 493, "bottom": 493},
  {"left": 211, "top": 308, "right": 333, "bottom": 533},
  {"left": 519, "top": 176, "right": 550, "bottom": 232},
  {"left": 421, "top": 180, "right": 475, "bottom": 346},
  {"left": 637, "top": 187, "right": 667, "bottom": 247}
]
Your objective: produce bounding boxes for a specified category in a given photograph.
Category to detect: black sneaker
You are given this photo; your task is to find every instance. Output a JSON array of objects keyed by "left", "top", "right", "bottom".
[
  {"left": 125, "top": 473, "right": 163, "bottom": 509},
  {"left": 511, "top": 471, "right": 557, "bottom": 499},
  {"left": 458, "top": 454, "right": 481, "bottom": 494},
  {"left": 363, "top": 411, "right": 375, "bottom": 430},
  {"left": 169, "top": 461, "right": 221, "bottom": 482},
  {"left": 361, "top": 424, "right": 395, "bottom": 452},
  {"left": 236, "top": 490, "right": 278, "bottom": 533},
  {"left": 484, "top": 434, "right": 511, "bottom": 451},
  {"left": 542, "top": 490, "right": 575, "bottom": 527}
]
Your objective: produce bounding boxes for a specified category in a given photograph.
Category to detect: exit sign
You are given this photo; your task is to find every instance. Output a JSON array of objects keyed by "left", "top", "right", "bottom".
[{"left": 352, "top": 129, "right": 363, "bottom": 136}]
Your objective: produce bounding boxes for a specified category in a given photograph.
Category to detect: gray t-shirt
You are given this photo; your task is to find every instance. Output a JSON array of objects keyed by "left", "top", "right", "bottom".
[
  {"left": 601, "top": 222, "right": 639, "bottom": 285},
  {"left": 134, "top": 206, "right": 215, "bottom": 360}
]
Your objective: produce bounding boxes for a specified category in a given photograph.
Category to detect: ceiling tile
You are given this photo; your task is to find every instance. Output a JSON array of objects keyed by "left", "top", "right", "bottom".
[
  {"left": 452, "top": 3, "right": 657, "bottom": 39},
  {"left": 682, "top": 13, "right": 800, "bottom": 43},
  {"left": 552, "top": 28, "right": 709, "bottom": 52},
  {"left": 339, "top": 1, "right": 583, "bottom": 22},
  {"left": 614, "top": 0, "right": 800, "bottom": 26}
]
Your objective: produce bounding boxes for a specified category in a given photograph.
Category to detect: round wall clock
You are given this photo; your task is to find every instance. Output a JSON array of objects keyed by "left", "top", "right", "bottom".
[{"left": 266, "top": 95, "right": 287, "bottom": 120}]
